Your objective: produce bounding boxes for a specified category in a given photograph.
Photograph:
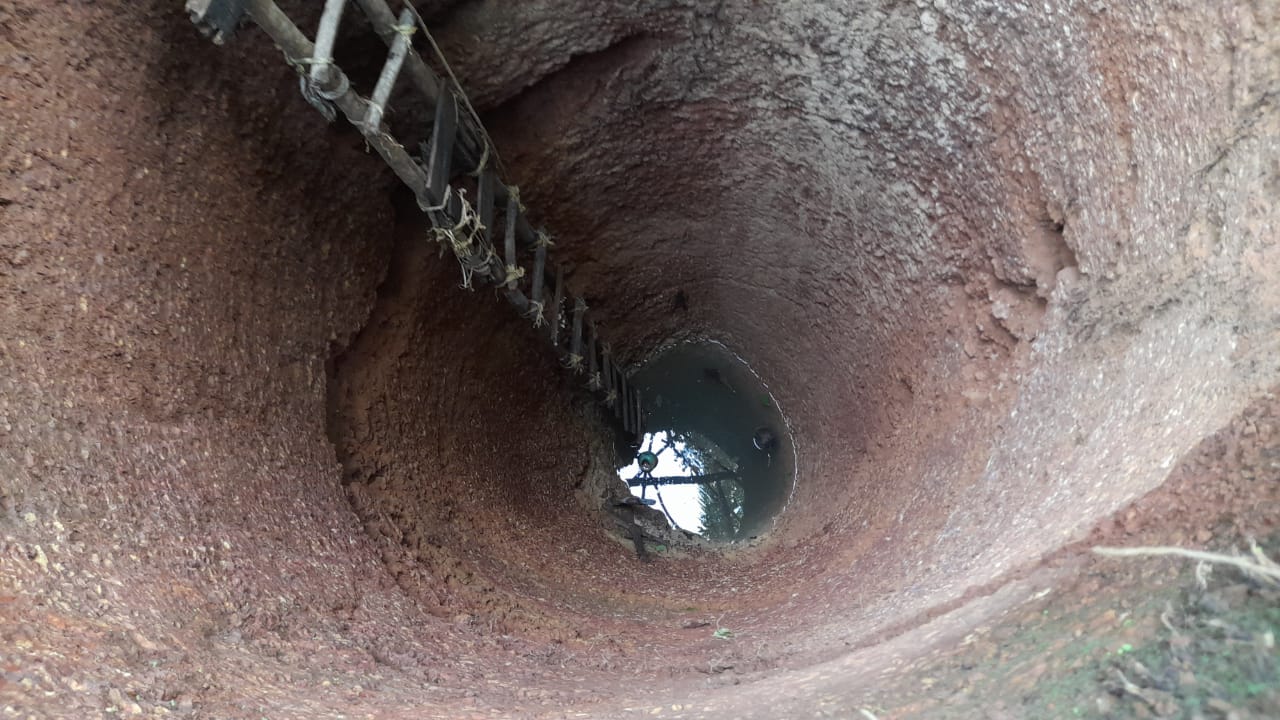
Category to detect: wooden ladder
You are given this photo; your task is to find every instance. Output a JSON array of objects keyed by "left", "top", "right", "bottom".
[{"left": 187, "top": 0, "right": 646, "bottom": 441}]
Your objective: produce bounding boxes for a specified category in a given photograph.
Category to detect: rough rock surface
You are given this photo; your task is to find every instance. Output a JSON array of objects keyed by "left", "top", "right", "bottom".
[{"left": 0, "top": 0, "right": 1276, "bottom": 717}]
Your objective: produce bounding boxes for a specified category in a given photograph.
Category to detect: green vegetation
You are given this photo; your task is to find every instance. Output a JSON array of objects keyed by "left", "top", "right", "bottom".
[
  {"left": 1020, "top": 541, "right": 1280, "bottom": 718},
  {"left": 886, "top": 535, "right": 1280, "bottom": 718}
]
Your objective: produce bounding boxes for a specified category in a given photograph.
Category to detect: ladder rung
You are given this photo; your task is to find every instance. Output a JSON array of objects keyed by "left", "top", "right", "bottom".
[
  {"left": 311, "top": 0, "right": 348, "bottom": 87},
  {"left": 570, "top": 298, "right": 585, "bottom": 369},
  {"left": 586, "top": 321, "right": 599, "bottom": 387},
  {"left": 505, "top": 286, "right": 531, "bottom": 314},
  {"left": 351, "top": 0, "right": 438, "bottom": 98},
  {"left": 518, "top": 216, "right": 536, "bottom": 245},
  {"left": 476, "top": 170, "right": 496, "bottom": 243},
  {"left": 616, "top": 366, "right": 626, "bottom": 419},
  {"left": 602, "top": 349, "right": 615, "bottom": 407},
  {"left": 633, "top": 388, "right": 643, "bottom": 438},
  {"left": 242, "top": 0, "right": 431, "bottom": 203},
  {"left": 476, "top": 169, "right": 507, "bottom": 284},
  {"left": 351, "top": 0, "right": 485, "bottom": 170},
  {"left": 426, "top": 89, "right": 457, "bottom": 203},
  {"left": 493, "top": 184, "right": 534, "bottom": 246},
  {"left": 503, "top": 193, "right": 519, "bottom": 289},
  {"left": 230, "top": 0, "right": 637, "bottom": 439},
  {"left": 530, "top": 241, "right": 547, "bottom": 306},
  {"left": 620, "top": 374, "right": 632, "bottom": 432},
  {"left": 362, "top": 7, "right": 414, "bottom": 130},
  {"left": 549, "top": 266, "right": 565, "bottom": 346}
]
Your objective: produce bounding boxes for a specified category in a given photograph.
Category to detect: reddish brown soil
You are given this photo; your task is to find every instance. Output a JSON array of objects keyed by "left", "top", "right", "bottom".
[{"left": 1, "top": 1, "right": 1276, "bottom": 719}]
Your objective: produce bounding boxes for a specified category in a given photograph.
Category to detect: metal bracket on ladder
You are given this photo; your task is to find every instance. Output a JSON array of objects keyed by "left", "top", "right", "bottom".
[
  {"left": 192, "top": 0, "right": 646, "bottom": 442},
  {"left": 185, "top": 0, "right": 248, "bottom": 45}
]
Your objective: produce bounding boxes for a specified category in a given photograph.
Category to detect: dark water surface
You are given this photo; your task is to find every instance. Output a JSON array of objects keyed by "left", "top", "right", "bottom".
[{"left": 618, "top": 341, "right": 794, "bottom": 541}]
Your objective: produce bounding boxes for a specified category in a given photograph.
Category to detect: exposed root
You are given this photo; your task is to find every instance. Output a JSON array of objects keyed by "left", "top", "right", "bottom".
[{"left": 1093, "top": 541, "right": 1280, "bottom": 585}]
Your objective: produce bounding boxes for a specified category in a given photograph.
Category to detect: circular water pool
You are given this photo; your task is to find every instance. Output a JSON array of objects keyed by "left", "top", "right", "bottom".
[{"left": 617, "top": 341, "right": 795, "bottom": 541}]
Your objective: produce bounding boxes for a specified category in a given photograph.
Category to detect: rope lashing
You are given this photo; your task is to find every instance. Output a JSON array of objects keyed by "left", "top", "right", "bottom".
[
  {"left": 283, "top": 54, "right": 331, "bottom": 69},
  {"left": 605, "top": 389, "right": 618, "bottom": 407},
  {"left": 315, "top": 74, "right": 348, "bottom": 100},
  {"left": 589, "top": 372, "right": 602, "bottom": 390},
  {"left": 526, "top": 300, "right": 546, "bottom": 328},
  {"left": 503, "top": 264, "right": 525, "bottom": 286},
  {"left": 427, "top": 187, "right": 492, "bottom": 289},
  {"left": 285, "top": 54, "right": 343, "bottom": 122},
  {"left": 534, "top": 231, "right": 556, "bottom": 249},
  {"left": 565, "top": 353, "right": 584, "bottom": 372},
  {"left": 461, "top": 244, "right": 496, "bottom": 278},
  {"left": 600, "top": 342, "right": 612, "bottom": 357}
]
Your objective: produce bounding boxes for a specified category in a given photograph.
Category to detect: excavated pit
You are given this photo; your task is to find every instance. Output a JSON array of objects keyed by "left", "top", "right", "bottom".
[{"left": 1, "top": 0, "right": 1277, "bottom": 717}]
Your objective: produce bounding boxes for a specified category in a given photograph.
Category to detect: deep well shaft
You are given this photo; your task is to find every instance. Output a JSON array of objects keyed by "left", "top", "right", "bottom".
[{"left": 0, "top": 1, "right": 1276, "bottom": 717}]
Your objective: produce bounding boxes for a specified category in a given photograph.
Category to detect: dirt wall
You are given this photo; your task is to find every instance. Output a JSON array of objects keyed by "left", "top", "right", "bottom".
[{"left": 1, "top": 0, "right": 1276, "bottom": 717}]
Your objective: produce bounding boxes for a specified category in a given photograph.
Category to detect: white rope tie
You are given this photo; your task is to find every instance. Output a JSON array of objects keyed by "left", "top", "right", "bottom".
[
  {"left": 427, "top": 188, "right": 493, "bottom": 289},
  {"left": 526, "top": 301, "right": 546, "bottom": 328}
]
